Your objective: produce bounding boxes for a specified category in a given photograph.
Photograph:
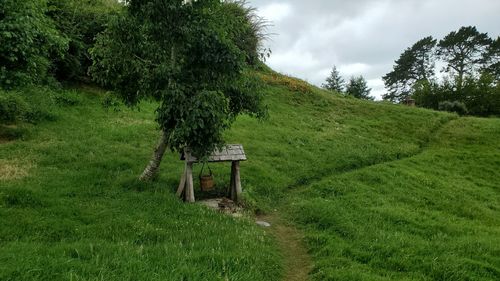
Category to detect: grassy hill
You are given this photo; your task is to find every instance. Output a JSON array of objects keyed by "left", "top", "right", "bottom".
[{"left": 1, "top": 72, "right": 499, "bottom": 280}]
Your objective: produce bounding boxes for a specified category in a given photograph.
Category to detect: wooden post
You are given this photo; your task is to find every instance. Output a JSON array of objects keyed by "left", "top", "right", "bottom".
[
  {"left": 230, "top": 162, "right": 236, "bottom": 200},
  {"left": 185, "top": 162, "right": 195, "bottom": 203},
  {"left": 176, "top": 163, "right": 187, "bottom": 197},
  {"left": 231, "top": 161, "right": 242, "bottom": 202}
]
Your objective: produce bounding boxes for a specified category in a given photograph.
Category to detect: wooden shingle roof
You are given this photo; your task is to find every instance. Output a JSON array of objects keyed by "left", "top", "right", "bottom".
[{"left": 181, "top": 144, "right": 247, "bottom": 163}]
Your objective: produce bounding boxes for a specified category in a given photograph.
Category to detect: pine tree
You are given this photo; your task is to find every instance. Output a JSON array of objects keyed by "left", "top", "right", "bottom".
[
  {"left": 346, "top": 76, "right": 374, "bottom": 100},
  {"left": 383, "top": 36, "right": 436, "bottom": 102},
  {"left": 322, "top": 66, "right": 345, "bottom": 93},
  {"left": 483, "top": 36, "right": 500, "bottom": 80},
  {"left": 437, "top": 26, "right": 491, "bottom": 90}
]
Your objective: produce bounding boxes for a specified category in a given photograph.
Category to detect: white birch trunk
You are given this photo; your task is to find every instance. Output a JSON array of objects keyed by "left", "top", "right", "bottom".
[{"left": 139, "top": 131, "right": 168, "bottom": 181}]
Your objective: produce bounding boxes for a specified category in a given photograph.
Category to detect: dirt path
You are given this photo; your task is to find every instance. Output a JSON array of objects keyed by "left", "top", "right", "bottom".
[{"left": 258, "top": 214, "right": 313, "bottom": 281}]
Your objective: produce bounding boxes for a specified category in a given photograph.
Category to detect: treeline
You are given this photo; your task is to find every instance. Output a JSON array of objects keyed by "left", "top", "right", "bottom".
[{"left": 384, "top": 26, "right": 499, "bottom": 116}]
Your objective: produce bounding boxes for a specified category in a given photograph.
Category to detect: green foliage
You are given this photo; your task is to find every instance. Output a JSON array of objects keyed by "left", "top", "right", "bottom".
[
  {"left": 386, "top": 27, "right": 499, "bottom": 117},
  {"left": 0, "top": 93, "right": 29, "bottom": 124},
  {"left": 462, "top": 73, "right": 500, "bottom": 116},
  {"left": 219, "top": 1, "right": 270, "bottom": 66},
  {"left": 437, "top": 26, "right": 491, "bottom": 89},
  {"left": 322, "top": 66, "right": 345, "bottom": 93},
  {"left": 483, "top": 36, "right": 500, "bottom": 80},
  {"left": 0, "top": 0, "right": 68, "bottom": 88},
  {"left": 47, "top": 0, "right": 123, "bottom": 81},
  {"left": 414, "top": 74, "right": 500, "bottom": 117},
  {"left": 438, "top": 100, "right": 468, "bottom": 115},
  {"left": 383, "top": 36, "right": 437, "bottom": 102},
  {"left": 345, "top": 76, "right": 374, "bottom": 100},
  {"left": 91, "top": 0, "right": 266, "bottom": 158},
  {"left": 0, "top": 90, "right": 51, "bottom": 124}
]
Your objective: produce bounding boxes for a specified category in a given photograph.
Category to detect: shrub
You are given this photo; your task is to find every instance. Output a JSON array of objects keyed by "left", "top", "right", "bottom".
[
  {"left": 0, "top": 93, "right": 29, "bottom": 123},
  {"left": 47, "top": 0, "right": 123, "bottom": 82},
  {"left": 438, "top": 101, "right": 468, "bottom": 115},
  {"left": 0, "top": 0, "right": 67, "bottom": 88}
]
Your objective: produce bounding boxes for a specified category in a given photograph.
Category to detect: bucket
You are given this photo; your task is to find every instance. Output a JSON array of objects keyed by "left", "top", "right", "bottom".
[{"left": 199, "top": 163, "right": 215, "bottom": 192}]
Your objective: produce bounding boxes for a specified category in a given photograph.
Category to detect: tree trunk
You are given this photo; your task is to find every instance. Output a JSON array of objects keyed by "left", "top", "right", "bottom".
[
  {"left": 140, "top": 46, "right": 176, "bottom": 182},
  {"left": 139, "top": 131, "right": 168, "bottom": 181}
]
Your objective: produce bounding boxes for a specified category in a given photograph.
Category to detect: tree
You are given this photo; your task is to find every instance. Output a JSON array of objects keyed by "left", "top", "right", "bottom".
[
  {"left": 90, "top": 0, "right": 267, "bottom": 181},
  {"left": 322, "top": 66, "right": 345, "bottom": 93},
  {"left": 483, "top": 36, "right": 500, "bottom": 80},
  {"left": 0, "top": 0, "right": 68, "bottom": 88},
  {"left": 437, "top": 26, "right": 491, "bottom": 90},
  {"left": 346, "top": 76, "right": 374, "bottom": 100},
  {"left": 383, "top": 36, "right": 436, "bottom": 102}
]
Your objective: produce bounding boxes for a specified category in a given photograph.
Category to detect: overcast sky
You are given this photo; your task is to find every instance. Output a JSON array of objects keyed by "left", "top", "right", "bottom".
[{"left": 247, "top": 0, "right": 500, "bottom": 99}]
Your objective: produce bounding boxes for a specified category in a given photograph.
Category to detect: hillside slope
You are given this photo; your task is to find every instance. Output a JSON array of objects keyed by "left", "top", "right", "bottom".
[{"left": 1, "top": 72, "right": 499, "bottom": 280}]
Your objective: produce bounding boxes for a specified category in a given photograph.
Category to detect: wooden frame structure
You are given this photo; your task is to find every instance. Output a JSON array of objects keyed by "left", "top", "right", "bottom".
[{"left": 176, "top": 144, "right": 247, "bottom": 203}]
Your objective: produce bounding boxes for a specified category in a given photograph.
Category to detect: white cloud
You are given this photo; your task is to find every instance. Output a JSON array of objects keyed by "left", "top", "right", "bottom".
[
  {"left": 248, "top": 0, "right": 500, "bottom": 100},
  {"left": 367, "top": 79, "right": 385, "bottom": 100},
  {"left": 259, "top": 3, "right": 293, "bottom": 22},
  {"left": 339, "top": 63, "right": 371, "bottom": 77}
]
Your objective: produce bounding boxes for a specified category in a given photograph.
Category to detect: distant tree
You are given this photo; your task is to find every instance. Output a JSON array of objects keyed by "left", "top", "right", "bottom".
[
  {"left": 346, "top": 76, "right": 374, "bottom": 100},
  {"left": 322, "top": 66, "right": 345, "bottom": 93},
  {"left": 437, "top": 26, "right": 491, "bottom": 90},
  {"left": 483, "top": 36, "right": 500, "bottom": 80},
  {"left": 383, "top": 36, "right": 437, "bottom": 102},
  {"left": 90, "top": 0, "right": 267, "bottom": 181}
]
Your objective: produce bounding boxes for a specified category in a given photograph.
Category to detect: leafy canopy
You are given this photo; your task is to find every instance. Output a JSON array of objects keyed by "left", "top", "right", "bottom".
[
  {"left": 90, "top": 0, "right": 266, "bottom": 157},
  {"left": 483, "top": 36, "right": 500, "bottom": 80},
  {"left": 437, "top": 26, "right": 491, "bottom": 89},
  {"left": 383, "top": 36, "right": 436, "bottom": 102},
  {"left": 0, "top": 0, "right": 68, "bottom": 88},
  {"left": 47, "top": 0, "right": 123, "bottom": 81}
]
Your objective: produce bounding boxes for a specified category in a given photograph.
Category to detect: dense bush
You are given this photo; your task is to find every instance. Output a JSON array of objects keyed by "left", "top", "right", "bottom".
[
  {"left": 438, "top": 101, "right": 468, "bottom": 115},
  {"left": 47, "top": 0, "right": 123, "bottom": 81},
  {"left": 413, "top": 75, "right": 500, "bottom": 117},
  {"left": 0, "top": 93, "right": 29, "bottom": 123},
  {"left": 0, "top": 0, "right": 68, "bottom": 88}
]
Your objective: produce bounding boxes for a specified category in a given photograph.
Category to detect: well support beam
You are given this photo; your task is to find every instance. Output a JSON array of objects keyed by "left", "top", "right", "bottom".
[{"left": 230, "top": 161, "right": 242, "bottom": 202}]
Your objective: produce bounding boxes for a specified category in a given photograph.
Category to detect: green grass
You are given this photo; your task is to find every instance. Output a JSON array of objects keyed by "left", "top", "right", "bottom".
[
  {"left": 288, "top": 117, "right": 500, "bottom": 280},
  {"left": 0, "top": 87, "right": 280, "bottom": 281},
  {"left": 1, "top": 72, "right": 499, "bottom": 280}
]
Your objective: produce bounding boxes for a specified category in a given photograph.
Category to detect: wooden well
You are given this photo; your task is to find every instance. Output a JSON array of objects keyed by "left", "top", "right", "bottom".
[{"left": 176, "top": 144, "right": 247, "bottom": 203}]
